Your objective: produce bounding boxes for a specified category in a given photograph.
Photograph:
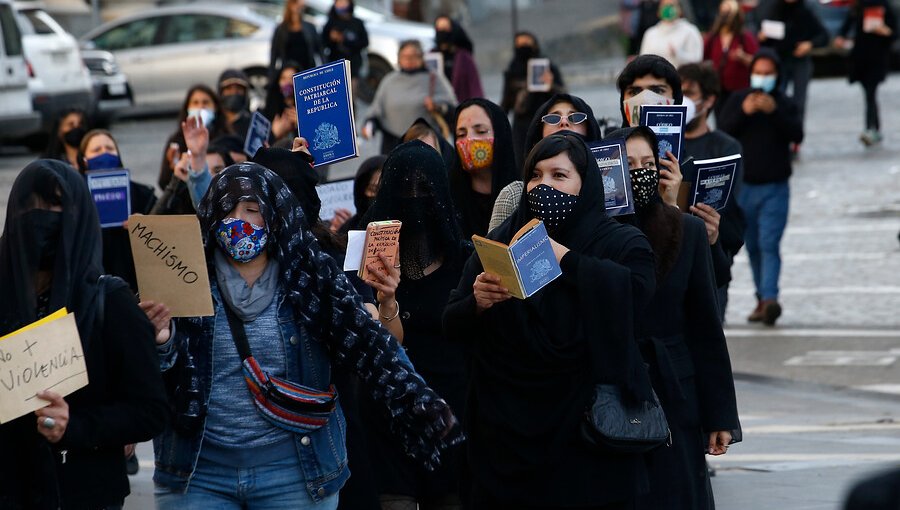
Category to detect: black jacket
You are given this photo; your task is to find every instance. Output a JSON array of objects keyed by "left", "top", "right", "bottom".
[
  {"left": 322, "top": 11, "right": 368, "bottom": 75},
  {"left": 269, "top": 21, "right": 322, "bottom": 79},
  {"left": 839, "top": 0, "right": 899, "bottom": 85},
  {"left": 0, "top": 279, "right": 168, "bottom": 509},
  {"left": 718, "top": 87, "right": 803, "bottom": 184},
  {"left": 758, "top": 0, "right": 829, "bottom": 59}
]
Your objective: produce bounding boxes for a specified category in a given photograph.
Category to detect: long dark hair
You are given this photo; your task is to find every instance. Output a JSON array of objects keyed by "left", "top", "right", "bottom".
[
  {"left": 708, "top": 0, "right": 745, "bottom": 36},
  {"left": 177, "top": 84, "right": 229, "bottom": 137},
  {"left": 43, "top": 108, "right": 87, "bottom": 162}
]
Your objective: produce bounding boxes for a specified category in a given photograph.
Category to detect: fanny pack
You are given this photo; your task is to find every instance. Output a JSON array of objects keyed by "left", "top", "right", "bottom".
[{"left": 223, "top": 303, "right": 337, "bottom": 433}]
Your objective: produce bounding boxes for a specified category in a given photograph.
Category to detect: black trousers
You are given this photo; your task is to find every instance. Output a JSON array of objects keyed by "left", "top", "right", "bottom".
[{"left": 863, "top": 80, "right": 881, "bottom": 131}]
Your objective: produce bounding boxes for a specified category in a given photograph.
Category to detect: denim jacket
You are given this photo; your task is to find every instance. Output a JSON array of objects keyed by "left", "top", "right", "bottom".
[{"left": 153, "top": 282, "right": 349, "bottom": 502}]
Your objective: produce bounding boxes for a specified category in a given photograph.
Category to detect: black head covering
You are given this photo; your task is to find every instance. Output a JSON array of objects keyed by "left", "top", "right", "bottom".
[
  {"left": 217, "top": 68, "right": 250, "bottom": 95},
  {"left": 607, "top": 126, "right": 683, "bottom": 281},
  {"left": 449, "top": 98, "right": 519, "bottom": 238},
  {"left": 490, "top": 132, "right": 653, "bottom": 404},
  {"left": 353, "top": 155, "right": 387, "bottom": 214},
  {"left": 616, "top": 54, "right": 684, "bottom": 127},
  {"left": 0, "top": 160, "right": 104, "bottom": 339},
  {"left": 364, "top": 140, "right": 464, "bottom": 280},
  {"left": 523, "top": 93, "right": 603, "bottom": 158},
  {"left": 196, "top": 163, "right": 461, "bottom": 467},
  {"left": 749, "top": 47, "right": 784, "bottom": 90},
  {"left": 251, "top": 147, "right": 321, "bottom": 222},
  {"left": 506, "top": 31, "right": 541, "bottom": 79},
  {"left": 435, "top": 17, "right": 475, "bottom": 54}
]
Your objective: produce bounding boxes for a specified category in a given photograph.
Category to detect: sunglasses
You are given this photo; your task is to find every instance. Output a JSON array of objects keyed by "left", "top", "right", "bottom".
[{"left": 541, "top": 112, "right": 589, "bottom": 126}]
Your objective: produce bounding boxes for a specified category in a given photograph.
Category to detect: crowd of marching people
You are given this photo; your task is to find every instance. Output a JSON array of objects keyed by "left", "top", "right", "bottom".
[{"left": 2, "top": 0, "right": 896, "bottom": 508}]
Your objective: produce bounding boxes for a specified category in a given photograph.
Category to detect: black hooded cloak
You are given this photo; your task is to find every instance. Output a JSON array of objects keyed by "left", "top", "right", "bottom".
[
  {"left": 448, "top": 98, "right": 518, "bottom": 239},
  {"left": 522, "top": 93, "right": 603, "bottom": 159},
  {"left": 0, "top": 160, "right": 166, "bottom": 509},
  {"left": 443, "top": 134, "right": 657, "bottom": 507}
]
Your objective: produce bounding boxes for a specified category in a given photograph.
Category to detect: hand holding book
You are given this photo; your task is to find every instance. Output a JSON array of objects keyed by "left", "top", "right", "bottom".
[{"left": 473, "top": 272, "right": 511, "bottom": 313}]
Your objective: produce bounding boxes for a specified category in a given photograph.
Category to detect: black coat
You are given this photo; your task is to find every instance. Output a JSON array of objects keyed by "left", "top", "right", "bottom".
[
  {"left": 718, "top": 87, "right": 803, "bottom": 184},
  {"left": 758, "top": 0, "right": 829, "bottom": 59},
  {"left": 269, "top": 21, "right": 322, "bottom": 78},
  {"left": 839, "top": 0, "right": 899, "bottom": 86},
  {"left": 0, "top": 280, "right": 168, "bottom": 509},
  {"left": 101, "top": 180, "right": 156, "bottom": 293},
  {"left": 322, "top": 12, "right": 368, "bottom": 75},
  {"left": 634, "top": 214, "right": 741, "bottom": 510}
]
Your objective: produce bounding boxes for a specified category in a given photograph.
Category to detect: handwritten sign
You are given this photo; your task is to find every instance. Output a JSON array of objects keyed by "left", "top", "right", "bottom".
[
  {"left": 128, "top": 214, "right": 213, "bottom": 317},
  {"left": 316, "top": 178, "right": 356, "bottom": 221},
  {"left": 359, "top": 220, "right": 401, "bottom": 280},
  {"left": 86, "top": 169, "right": 131, "bottom": 228},
  {"left": 0, "top": 310, "right": 88, "bottom": 424}
]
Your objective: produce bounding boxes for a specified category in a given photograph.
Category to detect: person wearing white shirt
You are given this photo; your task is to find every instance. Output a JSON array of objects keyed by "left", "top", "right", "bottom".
[{"left": 640, "top": 0, "right": 704, "bottom": 68}]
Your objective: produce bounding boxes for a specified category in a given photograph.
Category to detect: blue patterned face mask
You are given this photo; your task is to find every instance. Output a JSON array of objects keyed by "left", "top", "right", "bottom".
[{"left": 215, "top": 217, "right": 268, "bottom": 263}]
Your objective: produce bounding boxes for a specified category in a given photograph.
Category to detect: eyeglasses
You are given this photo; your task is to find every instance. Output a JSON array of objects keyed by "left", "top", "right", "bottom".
[{"left": 541, "top": 112, "right": 589, "bottom": 126}]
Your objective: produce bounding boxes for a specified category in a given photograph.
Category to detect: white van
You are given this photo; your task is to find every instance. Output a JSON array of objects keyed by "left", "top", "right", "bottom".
[{"left": 0, "top": 0, "right": 41, "bottom": 140}]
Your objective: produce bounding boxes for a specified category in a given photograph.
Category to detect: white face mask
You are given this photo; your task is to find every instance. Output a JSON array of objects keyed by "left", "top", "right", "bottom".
[
  {"left": 623, "top": 89, "right": 674, "bottom": 126},
  {"left": 750, "top": 74, "right": 777, "bottom": 94},
  {"left": 682, "top": 96, "right": 697, "bottom": 125},
  {"left": 187, "top": 108, "right": 215, "bottom": 128}
]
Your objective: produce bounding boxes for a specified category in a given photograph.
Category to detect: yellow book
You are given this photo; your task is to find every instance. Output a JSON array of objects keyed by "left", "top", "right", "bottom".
[{"left": 471, "top": 219, "right": 562, "bottom": 300}]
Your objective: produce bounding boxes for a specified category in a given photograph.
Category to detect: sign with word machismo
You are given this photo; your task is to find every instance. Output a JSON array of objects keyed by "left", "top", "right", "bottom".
[
  {"left": 0, "top": 310, "right": 87, "bottom": 423},
  {"left": 128, "top": 215, "right": 214, "bottom": 317}
]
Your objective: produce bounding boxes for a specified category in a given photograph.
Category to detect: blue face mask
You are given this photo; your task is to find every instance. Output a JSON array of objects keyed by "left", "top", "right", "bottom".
[
  {"left": 85, "top": 152, "right": 123, "bottom": 170},
  {"left": 215, "top": 217, "right": 268, "bottom": 263},
  {"left": 750, "top": 74, "right": 777, "bottom": 94}
]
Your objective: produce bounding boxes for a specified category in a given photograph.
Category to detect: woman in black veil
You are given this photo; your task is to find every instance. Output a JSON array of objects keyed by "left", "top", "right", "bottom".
[
  {"left": 443, "top": 134, "right": 656, "bottom": 509},
  {"left": 0, "top": 160, "right": 167, "bottom": 509}
]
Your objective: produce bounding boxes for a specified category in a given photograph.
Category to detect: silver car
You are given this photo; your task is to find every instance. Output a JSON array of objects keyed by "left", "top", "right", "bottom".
[{"left": 79, "top": 2, "right": 434, "bottom": 112}]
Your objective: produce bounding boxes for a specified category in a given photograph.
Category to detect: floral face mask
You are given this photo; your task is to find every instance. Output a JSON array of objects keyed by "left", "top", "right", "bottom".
[
  {"left": 455, "top": 138, "right": 494, "bottom": 173},
  {"left": 215, "top": 217, "right": 268, "bottom": 263}
]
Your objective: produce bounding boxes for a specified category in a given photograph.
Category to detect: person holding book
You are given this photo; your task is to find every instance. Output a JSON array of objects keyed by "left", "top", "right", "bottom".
[
  {"left": 77, "top": 129, "right": 157, "bottom": 294},
  {"left": 443, "top": 133, "right": 657, "bottom": 509},
  {"left": 834, "top": 0, "right": 898, "bottom": 146},
  {"left": 703, "top": 0, "right": 759, "bottom": 117},
  {"left": 434, "top": 15, "right": 484, "bottom": 102},
  {"left": 718, "top": 49, "right": 803, "bottom": 325},
  {"left": 607, "top": 125, "right": 741, "bottom": 510},
  {"left": 489, "top": 93, "right": 603, "bottom": 232},
  {"left": 361, "top": 140, "right": 470, "bottom": 510},
  {"left": 679, "top": 62, "right": 746, "bottom": 321},
  {"left": 500, "top": 31, "right": 566, "bottom": 169},
  {"left": 147, "top": 162, "right": 461, "bottom": 508},
  {"left": 0, "top": 159, "right": 168, "bottom": 509},
  {"left": 363, "top": 40, "right": 457, "bottom": 155},
  {"left": 449, "top": 98, "right": 519, "bottom": 239},
  {"left": 756, "top": 0, "right": 829, "bottom": 140},
  {"left": 639, "top": 0, "right": 704, "bottom": 68}
]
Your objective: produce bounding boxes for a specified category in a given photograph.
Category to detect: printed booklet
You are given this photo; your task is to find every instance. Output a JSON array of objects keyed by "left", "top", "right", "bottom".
[
  {"left": 293, "top": 59, "right": 359, "bottom": 166},
  {"left": 472, "top": 219, "right": 562, "bottom": 299}
]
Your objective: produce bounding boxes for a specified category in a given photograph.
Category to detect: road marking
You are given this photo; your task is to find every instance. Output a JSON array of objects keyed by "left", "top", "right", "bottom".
[
  {"left": 855, "top": 384, "right": 900, "bottom": 395},
  {"left": 742, "top": 422, "right": 900, "bottom": 434},
  {"left": 710, "top": 453, "right": 900, "bottom": 472},
  {"left": 725, "top": 328, "right": 900, "bottom": 339},
  {"left": 785, "top": 223, "right": 900, "bottom": 235},
  {"left": 734, "top": 252, "right": 892, "bottom": 263},
  {"left": 729, "top": 285, "right": 900, "bottom": 296},
  {"left": 784, "top": 350, "right": 899, "bottom": 367}
]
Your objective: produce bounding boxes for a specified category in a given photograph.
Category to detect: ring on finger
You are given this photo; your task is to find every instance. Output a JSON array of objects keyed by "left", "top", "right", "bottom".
[{"left": 41, "top": 416, "right": 56, "bottom": 429}]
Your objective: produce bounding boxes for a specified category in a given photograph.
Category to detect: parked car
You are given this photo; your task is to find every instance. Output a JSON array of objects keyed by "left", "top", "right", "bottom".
[
  {"left": 15, "top": 3, "right": 94, "bottom": 136},
  {"left": 79, "top": 2, "right": 434, "bottom": 113},
  {"left": 0, "top": 0, "right": 42, "bottom": 142},
  {"left": 81, "top": 48, "right": 133, "bottom": 126}
]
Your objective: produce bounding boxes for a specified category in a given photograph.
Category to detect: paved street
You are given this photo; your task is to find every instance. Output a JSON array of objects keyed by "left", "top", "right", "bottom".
[{"left": 2, "top": 68, "right": 899, "bottom": 508}]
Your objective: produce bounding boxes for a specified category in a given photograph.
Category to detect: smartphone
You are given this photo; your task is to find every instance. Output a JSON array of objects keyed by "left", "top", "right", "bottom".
[{"left": 169, "top": 142, "right": 181, "bottom": 168}]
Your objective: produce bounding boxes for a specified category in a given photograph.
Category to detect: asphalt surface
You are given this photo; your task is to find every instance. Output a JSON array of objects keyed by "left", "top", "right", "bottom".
[{"left": 2, "top": 63, "right": 899, "bottom": 510}]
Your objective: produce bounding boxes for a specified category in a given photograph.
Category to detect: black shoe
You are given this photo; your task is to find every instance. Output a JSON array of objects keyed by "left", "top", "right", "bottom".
[
  {"left": 126, "top": 452, "right": 139, "bottom": 475},
  {"left": 761, "top": 300, "right": 782, "bottom": 326}
]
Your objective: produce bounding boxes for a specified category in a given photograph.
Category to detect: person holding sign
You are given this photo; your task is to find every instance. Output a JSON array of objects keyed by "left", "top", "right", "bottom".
[
  {"left": 607, "top": 126, "right": 741, "bottom": 510},
  {"left": 834, "top": 0, "right": 898, "bottom": 146},
  {"left": 0, "top": 160, "right": 167, "bottom": 509},
  {"left": 77, "top": 129, "right": 157, "bottom": 293},
  {"left": 149, "top": 163, "right": 461, "bottom": 509},
  {"left": 443, "top": 134, "right": 657, "bottom": 508},
  {"left": 360, "top": 140, "right": 470, "bottom": 509}
]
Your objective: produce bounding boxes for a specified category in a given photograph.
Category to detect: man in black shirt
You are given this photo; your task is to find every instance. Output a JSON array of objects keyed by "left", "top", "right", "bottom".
[
  {"left": 718, "top": 49, "right": 803, "bottom": 326},
  {"left": 680, "top": 62, "right": 745, "bottom": 322}
]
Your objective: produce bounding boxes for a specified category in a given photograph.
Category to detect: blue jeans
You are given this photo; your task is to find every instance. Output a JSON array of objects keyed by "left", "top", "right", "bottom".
[
  {"left": 155, "top": 455, "right": 339, "bottom": 510},
  {"left": 738, "top": 182, "right": 789, "bottom": 301}
]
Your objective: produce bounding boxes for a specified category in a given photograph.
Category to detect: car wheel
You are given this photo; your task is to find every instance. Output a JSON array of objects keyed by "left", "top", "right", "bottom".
[
  {"left": 357, "top": 55, "right": 392, "bottom": 105},
  {"left": 244, "top": 67, "right": 269, "bottom": 113}
]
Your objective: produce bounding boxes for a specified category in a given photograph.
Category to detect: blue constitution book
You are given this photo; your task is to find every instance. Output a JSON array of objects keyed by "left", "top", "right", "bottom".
[
  {"left": 86, "top": 169, "right": 131, "bottom": 228},
  {"left": 639, "top": 104, "right": 687, "bottom": 163},
  {"left": 243, "top": 111, "right": 271, "bottom": 157},
  {"left": 688, "top": 154, "right": 741, "bottom": 211},
  {"left": 472, "top": 219, "right": 562, "bottom": 299},
  {"left": 588, "top": 139, "right": 634, "bottom": 217},
  {"left": 293, "top": 60, "right": 358, "bottom": 167}
]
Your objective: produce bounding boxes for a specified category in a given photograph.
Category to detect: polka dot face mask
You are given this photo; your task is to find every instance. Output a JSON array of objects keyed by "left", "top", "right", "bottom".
[
  {"left": 526, "top": 183, "right": 579, "bottom": 233},
  {"left": 629, "top": 167, "right": 660, "bottom": 210}
]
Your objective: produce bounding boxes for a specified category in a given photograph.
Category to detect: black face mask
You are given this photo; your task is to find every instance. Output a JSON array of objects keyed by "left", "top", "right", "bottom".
[
  {"left": 514, "top": 46, "right": 536, "bottom": 61},
  {"left": 221, "top": 93, "right": 248, "bottom": 113},
  {"left": 21, "top": 209, "right": 62, "bottom": 271},
  {"left": 630, "top": 167, "right": 660, "bottom": 210},
  {"left": 527, "top": 183, "right": 578, "bottom": 233},
  {"left": 63, "top": 127, "right": 86, "bottom": 148}
]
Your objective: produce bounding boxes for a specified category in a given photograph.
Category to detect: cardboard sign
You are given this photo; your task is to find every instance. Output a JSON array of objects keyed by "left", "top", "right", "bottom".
[
  {"left": 0, "top": 310, "right": 88, "bottom": 424},
  {"left": 86, "top": 169, "right": 131, "bottom": 228},
  {"left": 316, "top": 178, "right": 356, "bottom": 221},
  {"left": 128, "top": 215, "right": 213, "bottom": 317}
]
